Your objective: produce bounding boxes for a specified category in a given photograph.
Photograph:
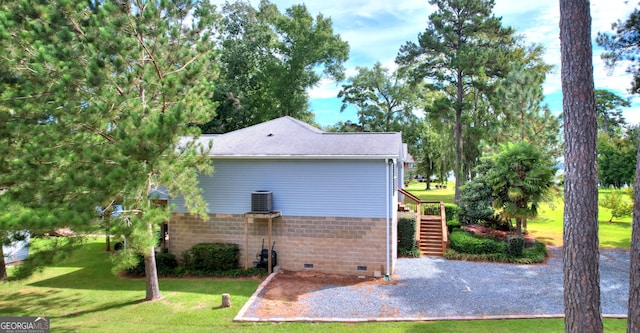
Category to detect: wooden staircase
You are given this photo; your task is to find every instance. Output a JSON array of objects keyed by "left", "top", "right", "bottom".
[
  {"left": 419, "top": 215, "right": 446, "bottom": 256},
  {"left": 398, "top": 188, "right": 448, "bottom": 257}
]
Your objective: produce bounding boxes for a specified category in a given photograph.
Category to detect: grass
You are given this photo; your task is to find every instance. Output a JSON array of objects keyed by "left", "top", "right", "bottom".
[
  {"left": 527, "top": 193, "right": 632, "bottom": 248},
  {"left": 405, "top": 181, "right": 455, "bottom": 203},
  {"left": 0, "top": 238, "right": 626, "bottom": 332},
  {"left": 405, "top": 181, "right": 633, "bottom": 248}
]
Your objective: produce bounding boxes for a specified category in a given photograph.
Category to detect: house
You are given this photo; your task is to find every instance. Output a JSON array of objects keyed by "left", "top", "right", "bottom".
[
  {"left": 2, "top": 231, "right": 30, "bottom": 265},
  {"left": 168, "top": 116, "right": 405, "bottom": 277}
]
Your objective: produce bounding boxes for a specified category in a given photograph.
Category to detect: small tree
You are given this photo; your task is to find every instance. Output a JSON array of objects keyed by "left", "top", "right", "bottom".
[
  {"left": 485, "top": 142, "right": 557, "bottom": 237},
  {"left": 599, "top": 189, "right": 633, "bottom": 223},
  {"left": 458, "top": 162, "right": 496, "bottom": 225}
]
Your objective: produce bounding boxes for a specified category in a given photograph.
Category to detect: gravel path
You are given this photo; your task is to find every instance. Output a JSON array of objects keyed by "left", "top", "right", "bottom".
[{"left": 237, "top": 247, "right": 630, "bottom": 321}]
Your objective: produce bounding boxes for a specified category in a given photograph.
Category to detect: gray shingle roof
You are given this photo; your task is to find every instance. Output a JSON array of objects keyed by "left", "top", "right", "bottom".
[{"left": 193, "top": 116, "right": 403, "bottom": 159}]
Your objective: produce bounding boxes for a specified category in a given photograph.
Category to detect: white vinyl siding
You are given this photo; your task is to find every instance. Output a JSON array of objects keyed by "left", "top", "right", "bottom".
[{"left": 172, "top": 159, "right": 388, "bottom": 218}]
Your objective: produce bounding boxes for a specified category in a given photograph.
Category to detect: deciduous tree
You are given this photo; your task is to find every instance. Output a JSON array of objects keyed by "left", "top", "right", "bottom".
[
  {"left": 597, "top": 128, "right": 638, "bottom": 188},
  {"left": 201, "top": 0, "right": 349, "bottom": 133},
  {"left": 338, "top": 62, "right": 419, "bottom": 133}
]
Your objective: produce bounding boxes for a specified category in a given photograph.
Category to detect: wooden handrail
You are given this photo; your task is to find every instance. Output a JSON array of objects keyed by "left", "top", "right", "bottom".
[
  {"left": 398, "top": 188, "right": 448, "bottom": 255},
  {"left": 398, "top": 188, "right": 421, "bottom": 203},
  {"left": 440, "top": 202, "right": 448, "bottom": 253}
]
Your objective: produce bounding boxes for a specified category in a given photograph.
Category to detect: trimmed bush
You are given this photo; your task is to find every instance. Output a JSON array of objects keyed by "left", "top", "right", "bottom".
[
  {"left": 506, "top": 236, "right": 525, "bottom": 257},
  {"left": 398, "top": 214, "right": 419, "bottom": 257},
  {"left": 447, "top": 219, "right": 461, "bottom": 233},
  {"left": 443, "top": 204, "right": 459, "bottom": 223},
  {"left": 449, "top": 229, "right": 505, "bottom": 254},
  {"left": 155, "top": 251, "right": 178, "bottom": 276},
  {"left": 445, "top": 231, "right": 548, "bottom": 264},
  {"left": 125, "top": 255, "right": 146, "bottom": 276},
  {"left": 182, "top": 243, "right": 240, "bottom": 273},
  {"left": 125, "top": 251, "right": 179, "bottom": 276}
]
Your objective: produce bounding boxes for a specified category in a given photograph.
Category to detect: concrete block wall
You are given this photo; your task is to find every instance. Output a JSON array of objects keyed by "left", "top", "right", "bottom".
[{"left": 168, "top": 213, "right": 390, "bottom": 276}]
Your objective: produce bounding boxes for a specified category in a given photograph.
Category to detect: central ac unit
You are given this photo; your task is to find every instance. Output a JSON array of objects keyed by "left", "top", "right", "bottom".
[{"left": 251, "top": 191, "right": 273, "bottom": 213}]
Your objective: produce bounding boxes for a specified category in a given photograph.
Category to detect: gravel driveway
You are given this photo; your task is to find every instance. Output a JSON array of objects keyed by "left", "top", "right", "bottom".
[{"left": 236, "top": 247, "right": 629, "bottom": 321}]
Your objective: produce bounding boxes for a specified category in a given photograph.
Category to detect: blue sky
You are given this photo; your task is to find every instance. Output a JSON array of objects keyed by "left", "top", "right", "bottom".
[{"left": 213, "top": 0, "right": 640, "bottom": 127}]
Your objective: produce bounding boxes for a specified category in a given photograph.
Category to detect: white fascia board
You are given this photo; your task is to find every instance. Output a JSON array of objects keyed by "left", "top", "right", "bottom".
[{"left": 208, "top": 154, "right": 400, "bottom": 160}]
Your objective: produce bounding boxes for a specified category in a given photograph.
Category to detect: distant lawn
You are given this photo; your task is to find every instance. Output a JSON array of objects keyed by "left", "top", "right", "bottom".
[
  {"left": 0, "top": 238, "right": 627, "bottom": 332},
  {"left": 405, "top": 182, "right": 632, "bottom": 248},
  {"left": 529, "top": 193, "right": 632, "bottom": 248},
  {"left": 405, "top": 181, "right": 455, "bottom": 203}
]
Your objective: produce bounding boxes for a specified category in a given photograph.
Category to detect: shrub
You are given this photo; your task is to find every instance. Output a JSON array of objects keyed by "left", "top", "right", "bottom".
[
  {"left": 443, "top": 204, "right": 459, "bottom": 223},
  {"left": 181, "top": 242, "right": 240, "bottom": 273},
  {"left": 506, "top": 236, "right": 525, "bottom": 257},
  {"left": 155, "top": 251, "right": 178, "bottom": 276},
  {"left": 444, "top": 235, "right": 548, "bottom": 264},
  {"left": 446, "top": 219, "right": 461, "bottom": 233},
  {"left": 397, "top": 214, "right": 418, "bottom": 257},
  {"left": 449, "top": 229, "right": 505, "bottom": 254},
  {"left": 457, "top": 174, "right": 495, "bottom": 225},
  {"left": 125, "top": 251, "right": 178, "bottom": 276},
  {"left": 125, "top": 255, "right": 146, "bottom": 276}
]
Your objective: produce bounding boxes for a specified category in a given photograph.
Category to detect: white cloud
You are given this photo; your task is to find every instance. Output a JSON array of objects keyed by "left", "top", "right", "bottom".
[{"left": 308, "top": 78, "right": 343, "bottom": 99}]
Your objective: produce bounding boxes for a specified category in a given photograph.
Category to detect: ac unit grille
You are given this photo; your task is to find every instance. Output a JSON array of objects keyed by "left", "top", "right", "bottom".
[{"left": 251, "top": 191, "right": 273, "bottom": 213}]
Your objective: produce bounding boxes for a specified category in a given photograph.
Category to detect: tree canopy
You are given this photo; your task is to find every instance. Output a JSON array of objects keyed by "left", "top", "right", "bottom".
[
  {"left": 485, "top": 142, "right": 557, "bottom": 236},
  {"left": 0, "top": 0, "right": 217, "bottom": 298},
  {"left": 200, "top": 0, "right": 349, "bottom": 134},
  {"left": 397, "top": 0, "right": 518, "bottom": 202}
]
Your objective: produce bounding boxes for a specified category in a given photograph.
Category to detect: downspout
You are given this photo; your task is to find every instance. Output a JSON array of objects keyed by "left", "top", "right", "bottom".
[{"left": 385, "top": 159, "right": 391, "bottom": 281}]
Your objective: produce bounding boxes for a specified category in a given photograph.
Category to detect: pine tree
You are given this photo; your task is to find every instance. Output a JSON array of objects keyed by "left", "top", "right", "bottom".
[
  {"left": 0, "top": 0, "right": 217, "bottom": 300},
  {"left": 560, "top": 0, "right": 603, "bottom": 331},
  {"left": 397, "top": 0, "right": 515, "bottom": 202}
]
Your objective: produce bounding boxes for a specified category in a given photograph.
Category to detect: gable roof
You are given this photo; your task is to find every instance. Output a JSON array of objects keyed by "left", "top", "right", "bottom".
[{"left": 192, "top": 116, "right": 403, "bottom": 159}]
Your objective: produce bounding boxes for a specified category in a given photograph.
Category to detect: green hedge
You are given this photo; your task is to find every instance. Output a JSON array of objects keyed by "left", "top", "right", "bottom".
[
  {"left": 181, "top": 242, "right": 240, "bottom": 273},
  {"left": 397, "top": 214, "right": 420, "bottom": 257},
  {"left": 445, "top": 230, "right": 548, "bottom": 264},
  {"left": 449, "top": 229, "right": 506, "bottom": 254},
  {"left": 125, "top": 251, "right": 179, "bottom": 277},
  {"left": 447, "top": 219, "right": 461, "bottom": 233},
  {"left": 443, "top": 204, "right": 459, "bottom": 222}
]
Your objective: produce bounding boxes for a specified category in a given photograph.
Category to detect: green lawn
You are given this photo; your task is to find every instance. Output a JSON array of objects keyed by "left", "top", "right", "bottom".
[
  {"left": 405, "top": 181, "right": 633, "bottom": 248},
  {"left": 405, "top": 181, "right": 456, "bottom": 203},
  {"left": 0, "top": 238, "right": 626, "bottom": 332}
]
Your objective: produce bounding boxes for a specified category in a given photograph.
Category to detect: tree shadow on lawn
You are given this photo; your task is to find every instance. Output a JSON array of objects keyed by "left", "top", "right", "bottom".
[
  {"left": 26, "top": 240, "right": 259, "bottom": 296},
  {"left": 0, "top": 288, "right": 81, "bottom": 316}
]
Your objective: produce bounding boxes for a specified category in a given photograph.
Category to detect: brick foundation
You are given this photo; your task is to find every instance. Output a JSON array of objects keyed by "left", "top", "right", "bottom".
[{"left": 168, "top": 213, "right": 391, "bottom": 276}]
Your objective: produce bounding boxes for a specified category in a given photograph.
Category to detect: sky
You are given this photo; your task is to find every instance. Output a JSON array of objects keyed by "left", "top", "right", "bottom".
[{"left": 212, "top": 0, "right": 640, "bottom": 127}]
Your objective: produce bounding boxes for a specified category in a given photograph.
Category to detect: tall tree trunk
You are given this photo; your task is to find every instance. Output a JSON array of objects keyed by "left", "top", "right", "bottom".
[
  {"left": 144, "top": 223, "right": 161, "bottom": 301},
  {"left": 454, "top": 70, "right": 464, "bottom": 203},
  {"left": 560, "top": 0, "right": 603, "bottom": 332},
  {"left": 629, "top": 132, "right": 640, "bottom": 332},
  {"left": 0, "top": 247, "right": 7, "bottom": 281}
]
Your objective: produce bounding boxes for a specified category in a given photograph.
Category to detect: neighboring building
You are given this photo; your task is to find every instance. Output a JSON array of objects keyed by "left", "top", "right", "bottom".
[
  {"left": 168, "top": 116, "right": 404, "bottom": 277},
  {"left": 3, "top": 231, "right": 30, "bottom": 264}
]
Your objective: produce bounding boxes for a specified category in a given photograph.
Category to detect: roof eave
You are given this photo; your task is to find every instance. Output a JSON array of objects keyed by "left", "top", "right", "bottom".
[{"left": 209, "top": 154, "right": 400, "bottom": 160}]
